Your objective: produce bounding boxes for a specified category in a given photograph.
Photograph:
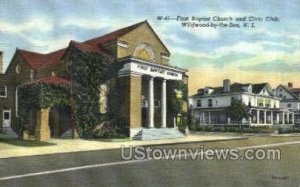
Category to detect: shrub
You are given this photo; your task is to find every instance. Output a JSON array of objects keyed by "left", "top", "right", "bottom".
[
  {"left": 278, "top": 127, "right": 300, "bottom": 134},
  {"left": 195, "top": 125, "right": 274, "bottom": 133}
]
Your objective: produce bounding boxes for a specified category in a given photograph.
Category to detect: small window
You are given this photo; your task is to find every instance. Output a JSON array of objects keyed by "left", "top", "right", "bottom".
[
  {"left": 279, "top": 94, "right": 282, "bottom": 98},
  {"left": 279, "top": 88, "right": 282, "bottom": 92},
  {"left": 155, "top": 100, "right": 160, "bottom": 107},
  {"left": 141, "top": 100, "right": 148, "bottom": 108},
  {"left": 4, "top": 112, "right": 10, "bottom": 120},
  {"left": 287, "top": 104, "right": 291, "bottom": 108},
  {"left": 16, "top": 64, "right": 21, "bottom": 74},
  {"left": 283, "top": 96, "right": 286, "bottom": 99},
  {"left": 0, "top": 86, "right": 7, "bottom": 97},
  {"left": 196, "top": 99, "right": 201, "bottom": 107},
  {"left": 215, "top": 100, "right": 218, "bottom": 106},
  {"left": 208, "top": 99, "right": 212, "bottom": 107},
  {"left": 30, "top": 70, "right": 34, "bottom": 81}
]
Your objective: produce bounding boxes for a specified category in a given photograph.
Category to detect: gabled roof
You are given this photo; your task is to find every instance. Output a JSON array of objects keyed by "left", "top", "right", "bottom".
[
  {"left": 191, "top": 82, "right": 271, "bottom": 97},
  {"left": 84, "top": 21, "right": 146, "bottom": 46},
  {"left": 252, "top": 83, "right": 269, "bottom": 94},
  {"left": 18, "top": 48, "right": 66, "bottom": 70},
  {"left": 11, "top": 20, "right": 163, "bottom": 71},
  {"left": 276, "top": 84, "right": 299, "bottom": 99},
  {"left": 291, "top": 88, "right": 300, "bottom": 98},
  {"left": 69, "top": 40, "right": 113, "bottom": 58}
]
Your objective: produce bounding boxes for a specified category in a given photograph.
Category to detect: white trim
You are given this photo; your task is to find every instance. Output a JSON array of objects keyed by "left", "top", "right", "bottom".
[
  {"left": 161, "top": 55, "right": 169, "bottom": 60},
  {"left": 0, "top": 86, "right": 7, "bottom": 98},
  {"left": 117, "top": 40, "right": 129, "bottom": 48},
  {"left": 118, "top": 57, "right": 187, "bottom": 73}
]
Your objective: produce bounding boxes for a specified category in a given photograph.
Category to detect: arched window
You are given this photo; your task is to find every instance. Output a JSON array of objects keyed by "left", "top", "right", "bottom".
[{"left": 133, "top": 43, "right": 156, "bottom": 62}]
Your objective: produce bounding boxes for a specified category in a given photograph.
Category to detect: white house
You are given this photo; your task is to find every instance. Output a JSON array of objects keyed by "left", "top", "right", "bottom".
[
  {"left": 274, "top": 83, "right": 300, "bottom": 126},
  {"left": 189, "top": 79, "right": 294, "bottom": 126}
]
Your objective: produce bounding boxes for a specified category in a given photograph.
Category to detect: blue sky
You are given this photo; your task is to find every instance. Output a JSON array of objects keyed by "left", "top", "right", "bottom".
[{"left": 0, "top": 0, "right": 300, "bottom": 90}]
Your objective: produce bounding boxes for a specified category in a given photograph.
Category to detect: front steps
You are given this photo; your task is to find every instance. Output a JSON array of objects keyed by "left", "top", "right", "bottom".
[
  {"left": 1, "top": 127, "right": 18, "bottom": 138},
  {"left": 132, "top": 128, "right": 185, "bottom": 140},
  {"left": 60, "top": 129, "right": 73, "bottom": 139}
]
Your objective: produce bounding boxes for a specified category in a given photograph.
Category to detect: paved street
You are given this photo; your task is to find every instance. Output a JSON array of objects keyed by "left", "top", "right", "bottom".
[{"left": 0, "top": 136, "right": 300, "bottom": 187}]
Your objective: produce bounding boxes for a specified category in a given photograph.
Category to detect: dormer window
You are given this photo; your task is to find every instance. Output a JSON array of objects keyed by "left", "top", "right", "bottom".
[
  {"left": 16, "top": 64, "right": 21, "bottom": 74},
  {"left": 204, "top": 87, "right": 214, "bottom": 95},
  {"left": 248, "top": 85, "right": 252, "bottom": 93},
  {"left": 30, "top": 70, "right": 34, "bottom": 81},
  {"left": 0, "top": 86, "right": 7, "bottom": 98}
]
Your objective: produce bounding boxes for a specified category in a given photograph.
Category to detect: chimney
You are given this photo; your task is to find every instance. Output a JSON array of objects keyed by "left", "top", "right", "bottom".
[
  {"left": 223, "top": 79, "right": 230, "bottom": 92},
  {"left": 0, "top": 51, "right": 2, "bottom": 73},
  {"left": 288, "top": 82, "right": 293, "bottom": 88}
]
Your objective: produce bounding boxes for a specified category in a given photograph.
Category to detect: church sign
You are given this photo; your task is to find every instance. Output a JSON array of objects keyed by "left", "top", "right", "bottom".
[{"left": 119, "top": 59, "right": 184, "bottom": 80}]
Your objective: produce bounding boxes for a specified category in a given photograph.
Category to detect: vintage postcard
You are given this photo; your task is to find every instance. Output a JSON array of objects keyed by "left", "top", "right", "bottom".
[{"left": 0, "top": 0, "right": 299, "bottom": 186}]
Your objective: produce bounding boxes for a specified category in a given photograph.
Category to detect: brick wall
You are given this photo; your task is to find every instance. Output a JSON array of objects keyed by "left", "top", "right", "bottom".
[{"left": 119, "top": 75, "right": 142, "bottom": 129}]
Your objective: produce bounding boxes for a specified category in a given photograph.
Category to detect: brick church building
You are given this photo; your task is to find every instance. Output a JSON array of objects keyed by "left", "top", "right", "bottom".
[{"left": 0, "top": 21, "right": 188, "bottom": 141}]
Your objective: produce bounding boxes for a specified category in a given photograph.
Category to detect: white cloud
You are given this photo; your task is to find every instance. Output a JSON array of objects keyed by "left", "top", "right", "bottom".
[
  {"left": 165, "top": 34, "right": 187, "bottom": 44},
  {"left": 228, "top": 50, "right": 300, "bottom": 69},
  {"left": 59, "top": 18, "right": 133, "bottom": 31},
  {"left": 182, "top": 27, "right": 220, "bottom": 39},
  {"left": 18, "top": 33, "right": 74, "bottom": 53},
  {"left": 172, "top": 47, "right": 215, "bottom": 59},
  {"left": 217, "top": 41, "right": 264, "bottom": 55},
  {"left": 246, "top": 28, "right": 300, "bottom": 41},
  {"left": 0, "top": 18, "right": 53, "bottom": 32},
  {"left": 59, "top": 18, "right": 109, "bottom": 30}
]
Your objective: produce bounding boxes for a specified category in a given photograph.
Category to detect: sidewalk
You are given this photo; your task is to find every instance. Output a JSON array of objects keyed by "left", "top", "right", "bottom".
[{"left": 0, "top": 133, "right": 245, "bottom": 159}]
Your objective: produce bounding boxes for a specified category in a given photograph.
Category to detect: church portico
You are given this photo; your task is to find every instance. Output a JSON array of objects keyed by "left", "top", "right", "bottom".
[{"left": 118, "top": 57, "right": 187, "bottom": 137}]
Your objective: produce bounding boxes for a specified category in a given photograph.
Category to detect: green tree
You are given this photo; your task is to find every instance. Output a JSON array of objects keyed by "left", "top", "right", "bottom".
[{"left": 226, "top": 99, "right": 249, "bottom": 131}]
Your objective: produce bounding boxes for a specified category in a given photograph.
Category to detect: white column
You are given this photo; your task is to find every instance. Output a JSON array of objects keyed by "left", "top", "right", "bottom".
[
  {"left": 276, "top": 113, "right": 280, "bottom": 124},
  {"left": 264, "top": 110, "right": 267, "bottom": 124},
  {"left": 208, "top": 112, "right": 211, "bottom": 124},
  {"left": 148, "top": 77, "right": 154, "bottom": 128},
  {"left": 15, "top": 87, "right": 19, "bottom": 117},
  {"left": 282, "top": 112, "right": 285, "bottom": 125},
  {"left": 173, "top": 117, "right": 177, "bottom": 128},
  {"left": 161, "top": 79, "right": 167, "bottom": 128},
  {"left": 292, "top": 113, "right": 295, "bottom": 124},
  {"left": 287, "top": 113, "right": 290, "bottom": 124},
  {"left": 271, "top": 111, "right": 273, "bottom": 125},
  {"left": 257, "top": 110, "right": 260, "bottom": 124}
]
